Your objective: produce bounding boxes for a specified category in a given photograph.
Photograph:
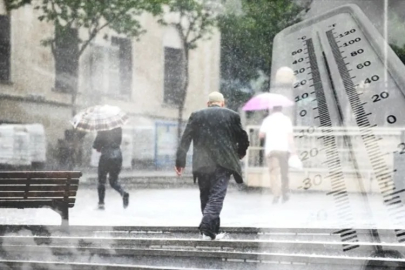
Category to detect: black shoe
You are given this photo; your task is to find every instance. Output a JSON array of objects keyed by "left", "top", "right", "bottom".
[
  {"left": 272, "top": 196, "right": 280, "bottom": 204},
  {"left": 200, "top": 231, "right": 215, "bottom": 240},
  {"left": 123, "top": 192, "right": 129, "bottom": 209},
  {"left": 98, "top": 203, "right": 105, "bottom": 210}
]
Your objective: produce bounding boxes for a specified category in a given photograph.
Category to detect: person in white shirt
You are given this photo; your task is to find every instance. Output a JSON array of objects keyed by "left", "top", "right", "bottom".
[{"left": 259, "top": 106, "right": 296, "bottom": 203}]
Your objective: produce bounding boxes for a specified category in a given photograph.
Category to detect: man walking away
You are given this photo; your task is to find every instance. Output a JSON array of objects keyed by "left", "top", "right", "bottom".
[
  {"left": 175, "top": 92, "right": 249, "bottom": 240},
  {"left": 93, "top": 127, "right": 129, "bottom": 210},
  {"left": 259, "top": 106, "right": 296, "bottom": 204}
]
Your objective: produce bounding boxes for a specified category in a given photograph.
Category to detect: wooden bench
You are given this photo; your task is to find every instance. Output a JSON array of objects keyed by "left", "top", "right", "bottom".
[{"left": 0, "top": 171, "right": 82, "bottom": 227}]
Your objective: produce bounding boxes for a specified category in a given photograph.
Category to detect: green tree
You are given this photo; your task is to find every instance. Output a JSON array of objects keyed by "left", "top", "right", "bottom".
[
  {"left": 160, "top": 0, "right": 222, "bottom": 142},
  {"left": 5, "top": 0, "right": 167, "bottom": 116},
  {"left": 219, "top": 0, "right": 309, "bottom": 109},
  {"left": 391, "top": 43, "right": 405, "bottom": 65}
]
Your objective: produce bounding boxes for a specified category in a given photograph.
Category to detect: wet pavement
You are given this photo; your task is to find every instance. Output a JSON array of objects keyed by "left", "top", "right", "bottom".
[{"left": 0, "top": 183, "right": 400, "bottom": 229}]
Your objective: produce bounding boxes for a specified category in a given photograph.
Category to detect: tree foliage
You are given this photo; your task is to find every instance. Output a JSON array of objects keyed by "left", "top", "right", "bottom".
[
  {"left": 391, "top": 43, "right": 405, "bottom": 65},
  {"left": 219, "top": 0, "right": 309, "bottom": 92},
  {"left": 162, "top": 0, "right": 220, "bottom": 51},
  {"left": 5, "top": 0, "right": 167, "bottom": 57}
]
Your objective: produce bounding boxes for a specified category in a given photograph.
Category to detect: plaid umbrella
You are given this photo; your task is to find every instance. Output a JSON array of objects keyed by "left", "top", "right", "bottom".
[{"left": 71, "top": 105, "right": 129, "bottom": 131}]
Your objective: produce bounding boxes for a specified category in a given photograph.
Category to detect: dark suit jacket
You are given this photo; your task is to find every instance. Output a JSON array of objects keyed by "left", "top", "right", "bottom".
[{"left": 175, "top": 106, "right": 249, "bottom": 183}]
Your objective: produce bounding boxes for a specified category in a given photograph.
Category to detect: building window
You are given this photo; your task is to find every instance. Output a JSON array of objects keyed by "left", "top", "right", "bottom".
[
  {"left": 54, "top": 28, "right": 79, "bottom": 93},
  {"left": 164, "top": 47, "right": 184, "bottom": 105},
  {"left": 88, "top": 37, "right": 132, "bottom": 97},
  {"left": 0, "top": 15, "right": 10, "bottom": 82},
  {"left": 112, "top": 37, "right": 132, "bottom": 95}
]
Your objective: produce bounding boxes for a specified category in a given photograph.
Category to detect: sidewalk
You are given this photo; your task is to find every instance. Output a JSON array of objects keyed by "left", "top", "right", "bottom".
[
  {"left": 79, "top": 169, "right": 244, "bottom": 189},
  {"left": 80, "top": 169, "right": 196, "bottom": 188},
  {"left": 0, "top": 185, "right": 396, "bottom": 229}
]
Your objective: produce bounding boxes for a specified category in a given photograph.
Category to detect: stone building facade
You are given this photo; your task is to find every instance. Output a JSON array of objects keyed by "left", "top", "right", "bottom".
[{"left": 0, "top": 1, "right": 220, "bottom": 169}]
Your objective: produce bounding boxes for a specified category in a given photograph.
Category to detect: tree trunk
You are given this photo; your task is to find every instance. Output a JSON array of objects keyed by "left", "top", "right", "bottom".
[
  {"left": 177, "top": 45, "right": 189, "bottom": 145},
  {"left": 177, "top": 72, "right": 189, "bottom": 144},
  {"left": 177, "top": 104, "right": 184, "bottom": 145}
]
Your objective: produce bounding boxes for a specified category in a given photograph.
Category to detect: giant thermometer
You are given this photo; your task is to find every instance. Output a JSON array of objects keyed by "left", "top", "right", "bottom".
[{"left": 271, "top": 4, "right": 405, "bottom": 258}]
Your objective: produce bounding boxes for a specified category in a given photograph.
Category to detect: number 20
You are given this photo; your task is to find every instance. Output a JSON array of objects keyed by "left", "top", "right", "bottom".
[{"left": 294, "top": 80, "right": 307, "bottom": 88}]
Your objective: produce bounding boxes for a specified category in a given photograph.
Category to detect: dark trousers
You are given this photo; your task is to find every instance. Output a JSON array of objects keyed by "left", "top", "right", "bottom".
[
  {"left": 267, "top": 151, "right": 290, "bottom": 197},
  {"left": 196, "top": 166, "right": 231, "bottom": 238},
  {"left": 98, "top": 154, "right": 125, "bottom": 204}
]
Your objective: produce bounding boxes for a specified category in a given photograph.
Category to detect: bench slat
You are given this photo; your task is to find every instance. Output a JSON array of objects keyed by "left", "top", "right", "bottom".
[
  {"left": 0, "top": 201, "right": 75, "bottom": 208},
  {"left": 0, "top": 191, "right": 77, "bottom": 198},
  {"left": 0, "top": 205, "right": 76, "bottom": 208},
  {"left": 0, "top": 179, "right": 79, "bottom": 185},
  {"left": 0, "top": 198, "right": 75, "bottom": 203},
  {"left": 0, "top": 171, "right": 81, "bottom": 222},
  {"left": 0, "top": 171, "right": 82, "bottom": 178},
  {"left": 0, "top": 185, "right": 79, "bottom": 192}
]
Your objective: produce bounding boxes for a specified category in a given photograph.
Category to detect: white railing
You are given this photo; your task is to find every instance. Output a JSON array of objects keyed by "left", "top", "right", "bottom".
[{"left": 243, "top": 125, "right": 405, "bottom": 186}]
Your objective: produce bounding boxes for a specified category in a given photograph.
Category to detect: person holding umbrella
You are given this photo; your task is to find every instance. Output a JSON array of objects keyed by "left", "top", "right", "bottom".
[
  {"left": 244, "top": 94, "right": 296, "bottom": 203},
  {"left": 243, "top": 67, "right": 297, "bottom": 204},
  {"left": 93, "top": 127, "right": 129, "bottom": 210},
  {"left": 259, "top": 105, "right": 296, "bottom": 204},
  {"left": 71, "top": 105, "right": 130, "bottom": 210}
]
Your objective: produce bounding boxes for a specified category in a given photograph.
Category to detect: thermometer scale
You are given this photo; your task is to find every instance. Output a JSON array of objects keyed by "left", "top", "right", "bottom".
[{"left": 271, "top": 4, "right": 405, "bottom": 256}]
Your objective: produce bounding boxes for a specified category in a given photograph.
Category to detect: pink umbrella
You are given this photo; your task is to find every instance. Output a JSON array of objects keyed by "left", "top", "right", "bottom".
[{"left": 242, "top": 93, "right": 294, "bottom": 111}]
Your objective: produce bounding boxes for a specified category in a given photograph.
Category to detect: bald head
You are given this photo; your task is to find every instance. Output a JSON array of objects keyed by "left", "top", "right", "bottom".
[
  {"left": 275, "top": 66, "right": 295, "bottom": 87},
  {"left": 207, "top": 91, "right": 225, "bottom": 107}
]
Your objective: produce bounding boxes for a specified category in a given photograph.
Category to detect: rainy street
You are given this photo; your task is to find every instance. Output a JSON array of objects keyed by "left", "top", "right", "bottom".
[
  {"left": 2, "top": 0, "right": 405, "bottom": 268},
  {"left": 0, "top": 180, "right": 402, "bottom": 269},
  {"left": 0, "top": 180, "right": 396, "bottom": 230}
]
